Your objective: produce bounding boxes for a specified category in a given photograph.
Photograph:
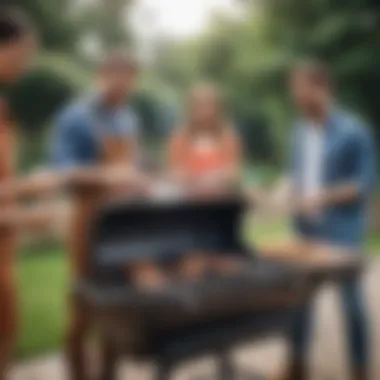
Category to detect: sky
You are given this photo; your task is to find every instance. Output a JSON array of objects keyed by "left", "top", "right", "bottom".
[
  {"left": 78, "top": 0, "right": 242, "bottom": 60},
  {"left": 131, "top": 0, "right": 240, "bottom": 39}
]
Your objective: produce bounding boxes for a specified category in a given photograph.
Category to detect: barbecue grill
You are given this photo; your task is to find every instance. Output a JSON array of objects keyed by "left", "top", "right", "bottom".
[{"left": 75, "top": 196, "right": 361, "bottom": 380}]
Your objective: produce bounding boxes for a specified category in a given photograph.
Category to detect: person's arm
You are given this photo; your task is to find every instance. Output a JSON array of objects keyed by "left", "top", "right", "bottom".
[
  {"left": 0, "top": 170, "right": 67, "bottom": 201},
  {"left": 299, "top": 125, "right": 376, "bottom": 215},
  {"left": 211, "top": 128, "right": 242, "bottom": 184},
  {"left": 0, "top": 106, "right": 61, "bottom": 230},
  {"left": 319, "top": 183, "right": 361, "bottom": 205},
  {"left": 0, "top": 109, "right": 84, "bottom": 202},
  {"left": 0, "top": 204, "right": 64, "bottom": 231},
  {"left": 0, "top": 120, "right": 14, "bottom": 182},
  {"left": 0, "top": 107, "right": 133, "bottom": 199},
  {"left": 323, "top": 127, "right": 375, "bottom": 205},
  {"left": 167, "top": 129, "right": 190, "bottom": 183}
]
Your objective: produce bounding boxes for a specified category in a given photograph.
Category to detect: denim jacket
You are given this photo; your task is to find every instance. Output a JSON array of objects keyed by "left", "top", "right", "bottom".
[{"left": 290, "top": 109, "right": 376, "bottom": 248}]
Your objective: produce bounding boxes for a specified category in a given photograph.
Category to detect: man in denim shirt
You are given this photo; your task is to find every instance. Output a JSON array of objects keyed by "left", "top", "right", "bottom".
[
  {"left": 51, "top": 54, "right": 139, "bottom": 169},
  {"left": 279, "top": 61, "right": 376, "bottom": 380},
  {"left": 50, "top": 52, "right": 140, "bottom": 380}
]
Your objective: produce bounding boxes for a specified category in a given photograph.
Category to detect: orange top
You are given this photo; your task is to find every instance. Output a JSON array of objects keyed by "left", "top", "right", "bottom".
[{"left": 169, "top": 128, "right": 241, "bottom": 177}]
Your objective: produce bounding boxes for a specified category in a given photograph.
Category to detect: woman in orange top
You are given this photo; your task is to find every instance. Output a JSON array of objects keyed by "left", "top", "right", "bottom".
[{"left": 169, "top": 83, "right": 242, "bottom": 195}]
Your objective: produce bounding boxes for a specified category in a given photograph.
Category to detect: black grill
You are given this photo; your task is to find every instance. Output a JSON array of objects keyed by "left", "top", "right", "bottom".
[{"left": 74, "top": 197, "right": 361, "bottom": 379}]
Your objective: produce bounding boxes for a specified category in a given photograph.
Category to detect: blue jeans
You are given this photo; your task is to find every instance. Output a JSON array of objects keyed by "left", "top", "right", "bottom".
[
  {"left": 290, "top": 277, "right": 368, "bottom": 368},
  {"left": 291, "top": 220, "right": 369, "bottom": 369}
]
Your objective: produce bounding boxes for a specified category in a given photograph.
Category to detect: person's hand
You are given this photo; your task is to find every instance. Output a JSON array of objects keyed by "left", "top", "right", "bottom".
[
  {"left": 0, "top": 172, "right": 64, "bottom": 201},
  {"left": 28, "top": 171, "right": 67, "bottom": 194},
  {"left": 67, "top": 168, "right": 102, "bottom": 187},
  {"left": 297, "top": 193, "right": 325, "bottom": 218},
  {"left": 0, "top": 206, "right": 64, "bottom": 231}
]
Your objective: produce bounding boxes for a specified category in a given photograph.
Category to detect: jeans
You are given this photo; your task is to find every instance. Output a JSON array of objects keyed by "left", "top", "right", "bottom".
[
  {"left": 290, "top": 276, "right": 368, "bottom": 369},
  {"left": 291, "top": 220, "right": 369, "bottom": 370}
]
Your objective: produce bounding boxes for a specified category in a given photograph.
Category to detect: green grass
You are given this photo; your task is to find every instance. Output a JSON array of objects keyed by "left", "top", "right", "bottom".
[
  {"left": 17, "top": 219, "right": 380, "bottom": 359},
  {"left": 17, "top": 249, "right": 68, "bottom": 358},
  {"left": 246, "top": 218, "right": 293, "bottom": 246}
]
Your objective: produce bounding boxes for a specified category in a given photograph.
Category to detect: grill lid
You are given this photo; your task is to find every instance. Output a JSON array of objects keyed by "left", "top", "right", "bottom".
[{"left": 89, "top": 197, "right": 248, "bottom": 277}]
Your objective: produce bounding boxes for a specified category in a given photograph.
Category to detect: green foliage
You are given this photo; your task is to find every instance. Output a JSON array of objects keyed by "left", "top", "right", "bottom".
[
  {"left": 75, "top": 0, "right": 135, "bottom": 54},
  {"left": 8, "top": 53, "right": 89, "bottom": 170},
  {"left": 151, "top": 1, "right": 380, "bottom": 165},
  {"left": 9, "top": 54, "right": 87, "bottom": 135},
  {"left": 151, "top": 13, "right": 293, "bottom": 164},
  {"left": 259, "top": 0, "right": 380, "bottom": 121},
  {"left": 2, "top": 0, "right": 78, "bottom": 51},
  {"left": 131, "top": 91, "right": 166, "bottom": 139}
]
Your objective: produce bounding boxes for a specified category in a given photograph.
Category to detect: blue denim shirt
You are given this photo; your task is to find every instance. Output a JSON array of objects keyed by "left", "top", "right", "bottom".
[
  {"left": 290, "top": 109, "right": 376, "bottom": 248},
  {"left": 50, "top": 95, "right": 138, "bottom": 168}
]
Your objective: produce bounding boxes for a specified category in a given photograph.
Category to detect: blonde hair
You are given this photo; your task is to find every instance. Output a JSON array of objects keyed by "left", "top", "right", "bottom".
[{"left": 183, "top": 82, "right": 229, "bottom": 138}]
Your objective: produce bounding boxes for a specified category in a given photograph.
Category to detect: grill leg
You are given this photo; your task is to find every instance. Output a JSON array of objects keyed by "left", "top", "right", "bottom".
[
  {"left": 156, "top": 361, "right": 172, "bottom": 380},
  {"left": 218, "top": 352, "right": 235, "bottom": 380},
  {"left": 98, "top": 339, "right": 118, "bottom": 380},
  {"left": 217, "top": 352, "right": 267, "bottom": 380},
  {"left": 66, "top": 303, "right": 91, "bottom": 380}
]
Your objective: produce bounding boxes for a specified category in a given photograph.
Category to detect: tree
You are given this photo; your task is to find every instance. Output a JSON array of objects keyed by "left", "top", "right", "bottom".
[
  {"left": 8, "top": 54, "right": 88, "bottom": 170},
  {"left": 2, "top": 0, "right": 78, "bottom": 51},
  {"left": 150, "top": 0, "right": 380, "bottom": 165},
  {"left": 258, "top": 0, "right": 380, "bottom": 146},
  {"left": 76, "top": 0, "right": 135, "bottom": 56},
  {"left": 151, "top": 13, "right": 285, "bottom": 164}
]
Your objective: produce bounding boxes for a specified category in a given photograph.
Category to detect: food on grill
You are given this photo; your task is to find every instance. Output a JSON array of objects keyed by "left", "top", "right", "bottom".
[
  {"left": 206, "top": 254, "right": 246, "bottom": 276},
  {"left": 177, "top": 251, "right": 209, "bottom": 280},
  {"left": 177, "top": 251, "right": 245, "bottom": 279},
  {"left": 126, "top": 252, "right": 248, "bottom": 290},
  {"left": 127, "top": 261, "right": 169, "bottom": 291}
]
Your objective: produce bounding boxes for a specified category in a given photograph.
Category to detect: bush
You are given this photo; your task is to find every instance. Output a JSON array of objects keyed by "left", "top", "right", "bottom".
[
  {"left": 8, "top": 53, "right": 89, "bottom": 170},
  {"left": 10, "top": 54, "right": 88, "bottom": 135}
]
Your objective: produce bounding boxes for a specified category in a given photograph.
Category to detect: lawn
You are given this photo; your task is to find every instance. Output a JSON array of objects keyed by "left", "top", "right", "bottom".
[
  {"left": 17, "top": 217, "right": 380, "bottom": 358},
  {"left": 18, "top": 248, "right": 69, "bottom": 358}
]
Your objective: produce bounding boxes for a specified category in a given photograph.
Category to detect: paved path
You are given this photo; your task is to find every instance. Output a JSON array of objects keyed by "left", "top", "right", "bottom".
[{"left": 10, "top": 260, "right": 380, "bottom": 380}]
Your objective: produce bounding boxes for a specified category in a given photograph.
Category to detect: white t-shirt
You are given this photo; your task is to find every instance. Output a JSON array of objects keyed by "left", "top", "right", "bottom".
[{"left": 302, "top": 123, "right": 324, "bottom": 196}]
